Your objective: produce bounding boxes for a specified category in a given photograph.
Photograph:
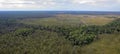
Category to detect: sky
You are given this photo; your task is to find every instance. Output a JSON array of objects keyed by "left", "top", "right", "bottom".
[{"left": 0, "top": 0, "right": 120, "bottom": 11}]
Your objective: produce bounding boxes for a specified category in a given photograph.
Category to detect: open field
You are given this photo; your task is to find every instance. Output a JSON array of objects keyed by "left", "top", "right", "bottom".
[
  {"left": 20, "top": 14, "right": 119, "bottom": 26},
  {"left": 80, "top": 17, "right": 115, "bottom": 25}
]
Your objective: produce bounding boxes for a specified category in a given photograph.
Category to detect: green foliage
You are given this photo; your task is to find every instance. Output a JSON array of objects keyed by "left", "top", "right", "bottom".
[
  {"left": 0, "top": 17, "right": 120, "bottom": 54},
  {"left": 13, "top": 28, "right": 34, "bottom": 36},
  {"left": 69, "top": 29, "right": 96, "bottom": 45},
  {"left": 0, "top": 30, "right": 81, "bottom": 54}
]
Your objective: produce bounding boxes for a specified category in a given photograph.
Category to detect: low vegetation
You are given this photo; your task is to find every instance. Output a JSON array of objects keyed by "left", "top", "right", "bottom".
[
  {"left": 20, "top": 15, "right": 116, "bottom": 26},
  {"left": 81, "top": 33, "right": 120, "bottom": 54}
]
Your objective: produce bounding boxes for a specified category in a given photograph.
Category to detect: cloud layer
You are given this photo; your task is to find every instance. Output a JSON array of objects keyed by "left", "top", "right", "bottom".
[{"left": 0, "top": 0, "right": 120, "bottom": 11}]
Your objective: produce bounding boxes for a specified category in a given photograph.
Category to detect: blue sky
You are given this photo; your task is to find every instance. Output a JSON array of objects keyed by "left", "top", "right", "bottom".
[{"left": 0, "top": 0, "right": 120, "bottom": 11}]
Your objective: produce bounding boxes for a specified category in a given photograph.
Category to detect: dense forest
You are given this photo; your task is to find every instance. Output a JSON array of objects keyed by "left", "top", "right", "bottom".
[{"left": 0, "top": 14, "right": 120, "bottom": 54}]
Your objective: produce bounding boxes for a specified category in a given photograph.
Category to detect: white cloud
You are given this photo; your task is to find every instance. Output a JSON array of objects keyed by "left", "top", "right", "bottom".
[
  {"left": 0, "top": 0, "right": 58, "bottom": 9},
  {"left": 117, "top": 0, "right": 120, "bottom": 3},
  {"left": 1, "top": 0, "right": 35, "bottom": 4},
  {"left": 71, "top": 0, "right": 95, "bottom": 4},
  {"left": 0, "top": 0, "right": 120, "bottom": 10},
  {"left": 71, "top": 0, "right": 119, "bottom": 5}
]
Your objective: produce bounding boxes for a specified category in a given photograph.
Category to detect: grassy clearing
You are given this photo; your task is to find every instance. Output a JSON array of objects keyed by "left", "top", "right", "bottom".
[
  {"left": 20, "top": 15, "right": 116, "bottom": 26},
  {"left": 80, "top": 33, "right": 120, "bottom": 54},
  {"left": 20, "top": 17, "right": 83, "bottom": 26},
  {"left": 81, "top": 17, "right": 115, "bottom": 25}
]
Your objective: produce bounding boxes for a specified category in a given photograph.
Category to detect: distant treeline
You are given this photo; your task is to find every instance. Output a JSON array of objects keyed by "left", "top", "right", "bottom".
[{"left": 0, "top": 11, "right": 120, "bottom": 19}]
